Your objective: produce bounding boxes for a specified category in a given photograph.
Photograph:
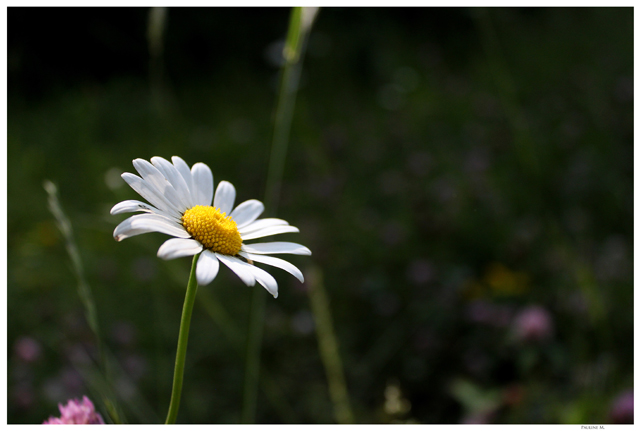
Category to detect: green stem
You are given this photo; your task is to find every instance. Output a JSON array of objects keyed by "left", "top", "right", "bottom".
[
  {"left": 241, "top": 8, "right": 318, "bottom": 423},
  {"left": 165, "top": 253, "right": 200, "bottom": 424}
]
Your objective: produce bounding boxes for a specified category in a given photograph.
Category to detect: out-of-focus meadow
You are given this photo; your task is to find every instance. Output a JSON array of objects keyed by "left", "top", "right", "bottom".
[{"left": 7, "top": 7, "right": 633, "bottom": 424}]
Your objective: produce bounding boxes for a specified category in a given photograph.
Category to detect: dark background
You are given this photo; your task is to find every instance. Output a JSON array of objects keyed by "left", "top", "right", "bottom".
[{"left": 7, "top": 7, "right": 634, "bottom": 424}]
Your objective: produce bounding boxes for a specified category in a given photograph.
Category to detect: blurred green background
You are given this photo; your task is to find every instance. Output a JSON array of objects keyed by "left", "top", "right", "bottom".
[{"left": 7, "top": 7, "right": 633, "bottom": 424}]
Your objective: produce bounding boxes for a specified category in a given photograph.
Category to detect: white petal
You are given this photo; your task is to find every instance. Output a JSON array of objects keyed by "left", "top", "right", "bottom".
[
  {"left": 132, "top": 159, "right": 187, "bottom": 213},
  {"left": 213, "top": 181, "right": 236, "bottom": 215},
  {"left": 239, "top": 251, "right": 304, "bottom": 283},
  {"left": 244, "top": 264, "right": 278, "bottom": 298},
  {"left": 215, "top": 253, "right": 255, "bottom": 286},
  {"left": 110, "top": 199, "right": 174, "bottom": 219},
  {"left": 151, "top": 156, "right": 193, "bottom": 209},
  {"left": 196, "top": 250, "right": 220, "bottom": 285},
  {"left": 229, "top": 199, "right": 264, "bottom": 228},
  {"left": 238, "top": 218, "right": 289, "bottom": 235},
  {"left": 241, "top": 242, "right": 311, "bottom": 256},
  {"left": 121, "top": 173, "right": 182, "bottom": 219},
  {"left": 240, "top": 225, "right": 300, "bottom": 241},
  {"left": 157, "top": 238, "right": 203, "bottom": 260},
  {"left": 191, "top": 162, "right": 214, "bottom": 206},
  {"left": 172, "top": 156, "right": 193, "bottom": 194},
  {"left": 113, "top": 214, "right": 190, "bottom": 241}
]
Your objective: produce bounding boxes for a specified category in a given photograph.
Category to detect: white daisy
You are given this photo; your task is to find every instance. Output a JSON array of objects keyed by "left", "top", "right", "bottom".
[{"left": 111, "top": 156, "right": 310, "bottom": 298}]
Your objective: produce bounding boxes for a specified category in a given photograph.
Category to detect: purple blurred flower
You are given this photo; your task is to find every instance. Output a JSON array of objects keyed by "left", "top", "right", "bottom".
[
  {"left": 406, "top": 259, "right": 435, "bottom": 286},
  {"left": 43, "top": 396, "right": 105, "bottom": 424},
  {"left": 461, "top": 410, "right": 496, "bottom": 424},
  {"left": 513, "top": 305, "right": 554, "bottom": 342},
  {"left": 14, "top": 337, "right": 42, "bottom": 363},
  {"left": 465, "top": 300, "right": 513, "bottom": 328},
  {"left": 464, "top": 147, "right": 490, "bottom": 177},
  {"left": 609, "top": 390, "right": 633, "bottom": 424},
  {"left": 405, "top": 150, "right": 432, "bottom": 177},
  {"left": 12, "top": 382, "right": 35, "bottom": 410},
  {"left": 380, "top": 221, "right": 406, "bottom": 247},
  {"left": 110, "top": 321, "right": 137, "bottom": 347},
  {"left": 123, "top": 353, "right": 148, "bottom": 381}
]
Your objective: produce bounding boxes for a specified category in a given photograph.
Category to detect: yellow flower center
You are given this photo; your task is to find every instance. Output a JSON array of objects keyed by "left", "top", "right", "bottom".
[{"left": 181, "top": 205, "right": 242, "bottom": 255}]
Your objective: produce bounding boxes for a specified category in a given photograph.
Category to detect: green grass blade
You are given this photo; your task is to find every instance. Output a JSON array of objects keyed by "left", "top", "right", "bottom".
[
  {"left": 307, "top": 265, "right": 355, "bottom": 424},
  {"left": 242, "top": 7, "right": 319, "bottom": 424},
  {"left": 43, "top": 180, "right": 125, "bottom": 422},
  {"left": 44, "top": 180, "right": 102, "bottom": 345}
]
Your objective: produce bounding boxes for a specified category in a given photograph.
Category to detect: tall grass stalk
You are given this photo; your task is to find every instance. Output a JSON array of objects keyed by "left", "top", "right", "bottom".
[
  {"left": 307, "top": 265, "right": 355, "bottom": 424},
  {"left": 241, "top": 7, "right": 319, "bottom": 424},
  {"left": 474, "top": 8, "right": 541, "bottom": 188},
  {"left": 44, "top": 181, "right": 102, "bottom": 360},
  {"left": 147, "top": 7, "right": 168, "bottom": 114},
  {"left": 43, "top": 180, "right": 123, "bottom": 423},
  {"left": 263, "top": 7, "right": 319, "bottom": 213}
]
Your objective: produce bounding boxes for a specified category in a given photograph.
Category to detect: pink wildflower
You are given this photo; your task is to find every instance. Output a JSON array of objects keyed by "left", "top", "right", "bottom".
[
  {"left": 609, "top": 390, "right": 633, "bottom": 424},
  {"left": 43, "top": 396, "right": 105, "bottom": 424},
  {"left": 513, "top": 305, "right": 553, "bottom": 342}
]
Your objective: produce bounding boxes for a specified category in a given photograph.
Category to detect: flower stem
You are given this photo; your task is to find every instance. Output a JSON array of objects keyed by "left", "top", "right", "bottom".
[{"left": 165, "top": 253, "right": 200, "bottom": 424}]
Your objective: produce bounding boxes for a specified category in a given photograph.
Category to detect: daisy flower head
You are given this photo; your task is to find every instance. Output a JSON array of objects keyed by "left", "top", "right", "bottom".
[{"left": 111, "top": 156, "right": 310, "bottom": 298}]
